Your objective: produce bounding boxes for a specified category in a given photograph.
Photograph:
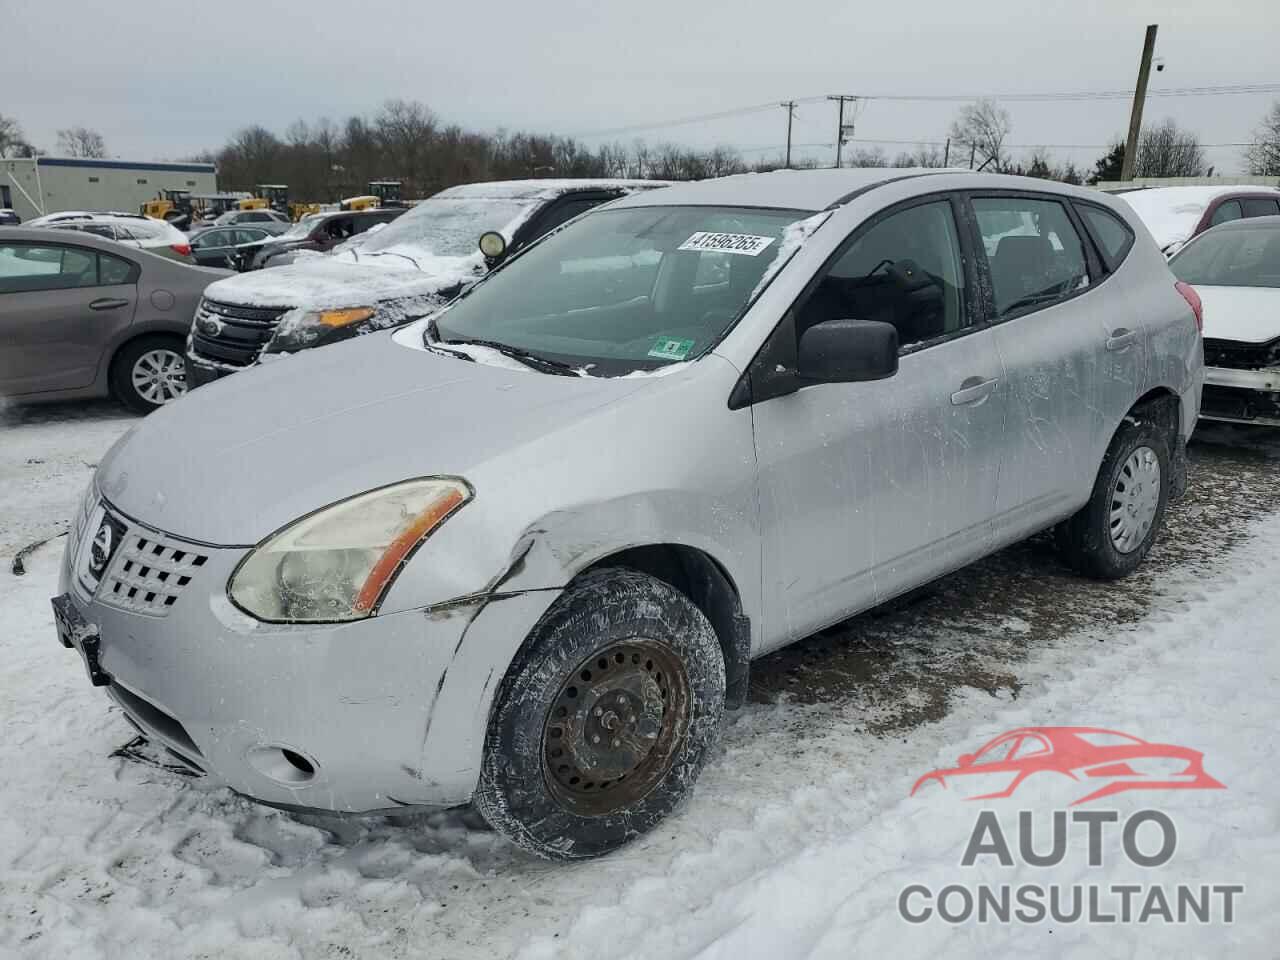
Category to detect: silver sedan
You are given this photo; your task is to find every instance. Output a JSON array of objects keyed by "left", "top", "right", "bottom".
[{"left": 53, "top": 169, "right": 1201, "bottom": 859}]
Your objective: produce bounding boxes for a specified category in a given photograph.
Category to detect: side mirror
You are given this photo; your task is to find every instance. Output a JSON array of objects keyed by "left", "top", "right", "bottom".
[
  {"left": 958, "top": 753, "right": 976, "bottom": 767},
  {"left": 478, "top": 230, "right": 507, "bottom": 263},
  {"left": 797, "top": 318, "right": 898, "bottom": 383}
]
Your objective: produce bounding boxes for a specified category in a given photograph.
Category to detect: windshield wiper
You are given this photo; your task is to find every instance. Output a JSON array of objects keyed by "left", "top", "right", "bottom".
[
  {"left": 424, "top": 320, "right": 580, "bottom": 377},
  {"left": 368, "top": 250, "right": 421, "bottom": 270}
]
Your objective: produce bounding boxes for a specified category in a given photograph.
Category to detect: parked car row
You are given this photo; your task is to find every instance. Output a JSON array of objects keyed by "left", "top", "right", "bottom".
[{"left": 45, "top": 167, "right": 1209, "bottom": 863}]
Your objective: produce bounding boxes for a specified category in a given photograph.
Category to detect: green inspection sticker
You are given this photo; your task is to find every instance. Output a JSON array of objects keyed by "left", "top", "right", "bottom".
[{"left": 647, "top": 337, "right": 695, "bottom": 361}]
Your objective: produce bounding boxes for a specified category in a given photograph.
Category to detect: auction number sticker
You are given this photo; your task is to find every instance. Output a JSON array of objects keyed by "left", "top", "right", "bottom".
[
  {"left": 648, "top": 337, "right": 695, "bottom": 360},
  {"left": 678, "top": 232, "right": 776, "bottom": 256}
]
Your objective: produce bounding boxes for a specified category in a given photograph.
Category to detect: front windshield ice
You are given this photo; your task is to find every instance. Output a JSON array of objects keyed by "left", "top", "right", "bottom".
[
  {"left": 432, "top": 205, "right": 810, "bottom": 376},
  {"left": 1171, "top": 225, "right": 1280, "bottom": 288},
  {"left": 361, "top": 197, "right": 536, "bottom": 257}
]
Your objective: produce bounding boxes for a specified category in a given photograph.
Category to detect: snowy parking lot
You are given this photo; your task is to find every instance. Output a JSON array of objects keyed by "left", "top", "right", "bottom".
[{"left": 3, "top": 399, "right": 1280, "bottom": 959}]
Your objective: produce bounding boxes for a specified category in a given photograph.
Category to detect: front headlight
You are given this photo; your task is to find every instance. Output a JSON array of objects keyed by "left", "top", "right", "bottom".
[
  {"left": 264, "top": 306, "right": 376, "bottom": 352},
  {"left": 228, "top": 477, "right": 471, "bottom": 623}
]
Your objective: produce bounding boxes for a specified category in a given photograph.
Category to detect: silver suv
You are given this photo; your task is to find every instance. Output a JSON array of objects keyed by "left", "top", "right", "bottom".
[{"left": 54, "top": 169, "right": 1202, "bottom": 860}]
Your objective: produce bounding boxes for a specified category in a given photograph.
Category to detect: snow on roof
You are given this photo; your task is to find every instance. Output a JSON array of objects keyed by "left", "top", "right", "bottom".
[
  {"left": 1119, "top": 185, "right": 1280, "bottom": 249},
  {"left": 435, "top": 179, "right": 671, "bottom": 202},
  {"left": 611, "top": 167, "right": 969, "bottom": 213}
]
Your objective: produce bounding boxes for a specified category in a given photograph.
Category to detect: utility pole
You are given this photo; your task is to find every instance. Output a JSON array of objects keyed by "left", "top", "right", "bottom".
[
  {"left": 780, "top": 101, "right": 797, "bottom": 169},
  {"left": 827, "top": 95, "right": 858, "bottom": 168},
  {"left": 969, "top": 143, "right": 976, "bottom": 169},
  {"left": 1121, "top": 23, "right": 1159, "bottom": 182},
  {"left": 943, "top": 137, "right": 950, "bottom": 167}
]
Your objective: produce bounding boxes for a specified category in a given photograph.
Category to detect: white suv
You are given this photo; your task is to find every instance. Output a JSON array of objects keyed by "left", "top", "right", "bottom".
[{"left": 43, "top": 214, "right": 194, "bottom": 264}]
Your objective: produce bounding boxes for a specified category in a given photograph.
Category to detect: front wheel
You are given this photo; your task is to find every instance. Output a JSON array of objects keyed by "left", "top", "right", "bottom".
[
  {"left": 111, "top": 336, "right": 188, "bottom": 413},
  {"left": 473, "top": 568, "right": 725, "bottom": 860},
  {"left": 1057, "top": 418, "right": 1170, "bottom": 579}
]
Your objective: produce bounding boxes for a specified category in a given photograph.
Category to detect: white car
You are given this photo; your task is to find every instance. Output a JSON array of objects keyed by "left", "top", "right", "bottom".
[
  {"left": 41, "top": 214, "right": 194, "bottom": 264},
  {"left": 1170, "top": 215, "right": 1280, "bottom": 425}
]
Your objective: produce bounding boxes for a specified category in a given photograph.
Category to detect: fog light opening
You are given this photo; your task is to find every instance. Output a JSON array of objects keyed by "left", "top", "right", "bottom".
[{"left": 246, "top": 745, "right": 319, "bottom": 785}]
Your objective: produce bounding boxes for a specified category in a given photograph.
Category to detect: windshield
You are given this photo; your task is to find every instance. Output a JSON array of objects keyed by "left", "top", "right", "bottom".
[
  {"left": 280, "top": 214, "right": 322, "bottom": 240},
  {"left": 362, "top": 197, "right": 535, "bottom": 257},
  {"left": 432, "top": 205, "right": 809, "bottom": 376},
  {"left": 1171, "top": 224, "right": 1280, "bottom": 288}
]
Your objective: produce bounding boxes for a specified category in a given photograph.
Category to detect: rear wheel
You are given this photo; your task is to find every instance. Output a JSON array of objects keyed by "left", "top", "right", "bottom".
[
  {"left": 1057, "top": 418, "right": 1170, "bottom": 579},
  {"left": 473, "top": 568, "right": 725, "bottom": 860},
  {"left": 111, "top": 336, "right": 188, "bottom": 413}
]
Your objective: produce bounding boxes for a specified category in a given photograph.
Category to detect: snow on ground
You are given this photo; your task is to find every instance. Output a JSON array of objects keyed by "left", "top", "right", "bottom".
[{"left": 2, "top": 403, "right": 1279, "bottom": 959}]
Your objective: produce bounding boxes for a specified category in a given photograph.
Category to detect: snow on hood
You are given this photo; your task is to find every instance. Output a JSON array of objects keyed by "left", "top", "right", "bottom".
[
  {"left": 202, "top": 256, "right": 480, "bottom": 310},
  {"left": 1193, "top": 285, "right": 1280, "bottom": 345},
  {"left": 95, "top": 331, "right": 649, "bottom": 544}
]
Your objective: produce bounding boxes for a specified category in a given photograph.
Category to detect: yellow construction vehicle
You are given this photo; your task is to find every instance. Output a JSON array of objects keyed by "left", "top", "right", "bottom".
[
  {"left": 254, "top": 184, "right": 290, "bottom": 214},
  {"left": 140, "top": 189, "right": 193, "bottom": 226},
  {"left": 237, "top": 197, "right": 270, "bottom": 211},
  {"left": 339, "top": 195, "right": 380, "bottom": 212},
  {"left": 368, "top": 180, "right": 405, "bottom": 207},
  {"left": 289, "top": 202, "right": 324, "bottom": 221}
]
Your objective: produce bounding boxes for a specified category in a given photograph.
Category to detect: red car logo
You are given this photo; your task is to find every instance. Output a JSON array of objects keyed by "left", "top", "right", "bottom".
[{"left": 910, "top": 727, "right": 1225, "bottom": 806}]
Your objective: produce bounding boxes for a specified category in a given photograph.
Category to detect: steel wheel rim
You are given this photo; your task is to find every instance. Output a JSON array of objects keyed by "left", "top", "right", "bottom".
[
  {"left": 131, "top": 348, "right": 187, "bottom": 405},
  {"left": 1109, "top": 445, "right": 1161, "bottom": 553},
  {"left": 542, "top": 639, "right": 691, "bottom": 817}
]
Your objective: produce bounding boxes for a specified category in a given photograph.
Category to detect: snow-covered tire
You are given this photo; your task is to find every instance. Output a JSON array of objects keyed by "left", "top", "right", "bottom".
[
  {"left": 1057, "top": 417, "right": 1170, "bottom": 580},
  {"left": 473, "top": 568, "right": 726, "bottom": 860}
]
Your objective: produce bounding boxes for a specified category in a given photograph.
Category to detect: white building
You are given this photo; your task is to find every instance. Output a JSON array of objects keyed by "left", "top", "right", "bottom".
[{"left": 0, "top": 156, "right": 217, "bottom": 222}]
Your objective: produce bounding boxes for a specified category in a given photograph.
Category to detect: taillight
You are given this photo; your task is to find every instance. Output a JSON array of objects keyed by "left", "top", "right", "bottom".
[
  {"left": 171, "top": 243, "right": 192, "bottom": 256},
  {"left": 1175, "top": 280, "right": 1202, "bottom": 333}
]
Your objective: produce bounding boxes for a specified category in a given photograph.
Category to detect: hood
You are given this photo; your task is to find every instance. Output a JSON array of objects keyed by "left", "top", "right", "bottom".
[
  {"left": 202, "top": 257, "right": 471, "bottom": 311},
  {"left": 1195, "top": 285, "right": 1280, "bottom": 344},
  {"left": 96, "top": 332, "right": 651, "bottom": 544}
]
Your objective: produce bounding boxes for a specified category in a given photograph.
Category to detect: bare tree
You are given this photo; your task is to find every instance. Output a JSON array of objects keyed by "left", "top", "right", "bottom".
[
  {"left": 56, "top": 126, "right": 107, "bottom": 158},
  {"left": 892, "top": 144, "right": 947, "bottom": 168},
  {"left": 948, "top": 99, "right": 1011, "bottom": 172},
  {"left": 1245, "top": 101, "right": 1280, "bottom": 176},
  {"left": 847, "top": 147, "right": 888, "bottom": 168},
  {"left": 0, "top": 114, "right": 29, "bottom": 158},
  {"left": 1134, "top": 119, "right": 1205, "bottom": 178},
  {"left": 375, "top": 99, "right": 437, "bottom": 194}
]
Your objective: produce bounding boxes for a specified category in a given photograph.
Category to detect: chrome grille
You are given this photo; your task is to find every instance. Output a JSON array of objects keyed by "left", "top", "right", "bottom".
[{"left": 98, "top": 524, "right": 209, "bottom": 617}]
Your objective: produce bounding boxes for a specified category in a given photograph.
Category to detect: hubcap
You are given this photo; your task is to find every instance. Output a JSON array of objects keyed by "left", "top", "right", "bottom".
[
  {"left": 542, "top": 640, "right": 690, "bottom": 816},
  {"left": 1109, "top": 445, "right": 1161, "bottom": 553},
  {"left": 131, "top": 349, "right": 187, "bottom": 406}
]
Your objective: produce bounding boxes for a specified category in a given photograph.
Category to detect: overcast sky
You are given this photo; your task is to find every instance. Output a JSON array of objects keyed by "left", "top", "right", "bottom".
[{"left": 6, "top": 0, "right": 1278, "bottom": 175}]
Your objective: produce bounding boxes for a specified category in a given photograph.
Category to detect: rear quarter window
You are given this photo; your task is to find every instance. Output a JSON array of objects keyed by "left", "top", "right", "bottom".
[{"left": 1076, "top": 204, "right": 1136, "bottom": 272}]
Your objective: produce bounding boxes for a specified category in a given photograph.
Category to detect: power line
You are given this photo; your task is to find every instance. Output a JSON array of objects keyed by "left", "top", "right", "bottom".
[
  {"left": 733, "top": 137, "right": 1253, "bottom": 155},
  {"left": 568, "top": 82, "right": 1280, "bottom": 139}
]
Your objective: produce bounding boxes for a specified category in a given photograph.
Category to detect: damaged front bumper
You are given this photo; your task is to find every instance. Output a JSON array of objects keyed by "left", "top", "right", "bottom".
[
  {"left": 1200, "top": 365, "right": 1280, "bottom": 427},
  {"left": 55, "top": 505, "right": 560, "bottom": 815}
]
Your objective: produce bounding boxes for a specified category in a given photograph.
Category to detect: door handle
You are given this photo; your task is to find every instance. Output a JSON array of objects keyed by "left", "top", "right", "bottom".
[
  {"left": 88, "top": 298, "right": 129, "bottom": 311},
  {"left": 951, "top": 376, "right": 1000, "bottom": 406},
  {"left": 1106, "top": 328, "right": 1140, "bottom": 351}
]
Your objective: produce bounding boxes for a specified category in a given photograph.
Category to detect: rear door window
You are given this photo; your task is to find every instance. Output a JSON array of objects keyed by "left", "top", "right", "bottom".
[
  {"left": 0, "top": 244, "right": 101, "bottom": 293},
  {"left": 99, "top": 253, "right": 135, "bottom": 285},
  {"left": 971, "top": 196, "right": 1091, "bottom": 318},
  {"left": 1209, "top": 200, "right": 1243, "bottom": 227},
  {"left": 1077, "top": 204, "right": 1135, "bottom": 270},
  {"left": 1241, "top": 197, "right": 1280, "bottom": 218}
]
